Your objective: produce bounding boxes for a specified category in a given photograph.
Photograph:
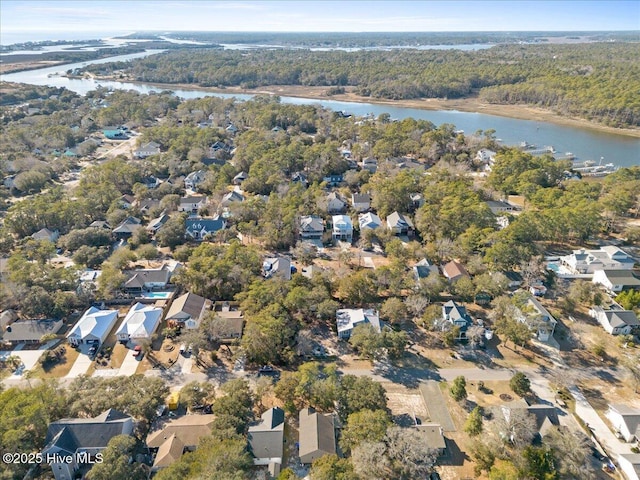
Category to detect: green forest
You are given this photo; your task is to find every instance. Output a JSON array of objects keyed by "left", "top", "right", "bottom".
[{"left": 86, "top": 42, "right": 640, "bottom": 127}]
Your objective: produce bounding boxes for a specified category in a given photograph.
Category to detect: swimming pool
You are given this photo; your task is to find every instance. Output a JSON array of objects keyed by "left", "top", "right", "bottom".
[
  {"left": 141, "top": 291, "right": 172, "bottom": 300},
  {"left": 546, "top": 262, "right": 560, "bottom": 273}
]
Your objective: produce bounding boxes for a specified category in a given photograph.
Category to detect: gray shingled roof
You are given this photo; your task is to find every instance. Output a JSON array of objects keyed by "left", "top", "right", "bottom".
[
  {"left": 299, "top": 408, "right": 336, "bottom": 463},
  {"left": 607, "top": 310, "right": 640, "bottom": 328},
  {"left": 248, "top": 407, "right": 285, "bottom": 460},
  {"left": 2, "top": 319, "right": 63, "bottom": 342},
  {"left": 43, "top": 409, "right": 132, "bottom": 456}
]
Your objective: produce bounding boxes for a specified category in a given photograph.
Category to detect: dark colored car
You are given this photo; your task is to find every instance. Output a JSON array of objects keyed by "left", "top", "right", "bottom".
[{"left": 88, "top": 346, "right": 98, "bottom": 357}]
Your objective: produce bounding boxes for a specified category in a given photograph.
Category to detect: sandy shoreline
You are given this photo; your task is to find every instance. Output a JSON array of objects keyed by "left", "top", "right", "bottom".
[{"left": 112, "top": 81, "right": 639, "bottom": 139}]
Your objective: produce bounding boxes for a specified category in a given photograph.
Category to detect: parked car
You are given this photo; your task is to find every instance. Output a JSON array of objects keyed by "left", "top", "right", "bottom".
[
  {"left": 133, "top": 345, "right": 142, "bottom": 357},
  {"left": 258, "top": 365, "right": 279, "bottom": 377},
  {"left": 88, "top": 346, "right": 98, "bottom": 357}
]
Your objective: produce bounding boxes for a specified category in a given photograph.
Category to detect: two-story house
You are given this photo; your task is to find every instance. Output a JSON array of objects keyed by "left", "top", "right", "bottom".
[
  {"left": 42, "top": 410, "right": 134, "bottom": 480},
  {"left": 185, "top": 216, "right": 226, "bottom": 240},
  {"left": 441, "top": 300, "right": 473, "bottom": 340},
  {"left": 300, "top": 215, "right": 324, "bottom": 240},
  {"left": 351, "top": 193, "right": 371, "bottom": 212},
  {"left": 336, "top": 309, "right": 381, "bottom": 339},
  {"left": 332, "top": 215, "right": 353, "bottom": 243},
  {"left": 184, "top": 170, "right": 207, "bottom": 190},
  {"left": 178, "top": 196, "right": 207, "bottom": 214}
]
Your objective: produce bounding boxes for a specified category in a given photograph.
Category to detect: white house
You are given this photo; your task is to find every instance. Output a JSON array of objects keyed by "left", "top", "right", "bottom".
[
  {"left": 351, "top": 193, "right": 371, "bottom": 212},
  {"left": 67, "top": 307, "right": 119, "bottom": 346},
  {"left": 325, "top": 192, "right": 346, "bottom": 214},
  {"left": 31, "top": 228, "right": 60, "bottom": 243},
  {"left": 221, "top": 189, "right": 245, "bottom": 206},
  {"left": 332, "top": 215, "right": 353, "bottom": 242},
  {"left": 413, "top": 258, "right": 439, "bottom": 286},
  {"left": 146, "top": 213, "right": 170, "bottom": 234},
  {"left": 115, "top": 303, "right": 163, "bottom": 344},
  {"left": 441, "top": 300, "right": 473, "bottom": 339},
  {"left": 589, "top": 306, "right": 640, "bottom": 335},
  {"left": 184, "top": 170, "right": 207, "bottom": 190},
  {"left": 135, "top": 141, "right": 161, "bottom": 158},
  {"left": 232, "top": 171, "right": 247, "bottom": 185},
  {"left": 336, "top": 309, "right": 381, "bottom": 339},
  {"left": 298, "top": 408, "right": 336, "bottom": 465},
  {"left": 592, "top": 269, "right": 640, "bottom": 293},
  {"left": 178, "top": 196, "right": 207, "bottom": 214},
  {"left": 606, "top": 404, "right": 640, "bottom": 442},
  {"left": 560, "top": 246, "right": 635, "bottom": 275},
  {"left": 486, "top": 200, "right": 516, "bottom": 215},
  {"left": 300, "top": 215, "right": 324, "bottom": 240},
  {"left": 410, "top": 192, "right": 425, "bottom": 210},
  {"left": 123, "top": 266, "right": 171, "bottom": 293},
  {"left": 263, "top": 257, "right": 292, "bottom": 281},
  {"left": 618, "top": 454, "right": 640, "bottom": 480},
  {"left": 358, "top": 212, "right": 382, "bottom": 231},
  {"left": 516, "top": 296, "right": 557, "bottom": 342},
  {"left": 475, "top": 148, "right": 496, "bottom": 164}
]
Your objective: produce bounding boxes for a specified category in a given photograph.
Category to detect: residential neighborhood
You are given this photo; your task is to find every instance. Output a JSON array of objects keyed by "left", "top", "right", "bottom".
[{"left": 0, "top": 78, "right": 639, "bottom": 480}]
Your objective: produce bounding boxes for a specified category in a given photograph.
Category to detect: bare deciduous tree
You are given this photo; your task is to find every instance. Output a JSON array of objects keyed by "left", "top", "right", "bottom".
[
  {"left": 492, "top": 407, "right": 537, "bottom": 450},
  {"left": 352, "top": 426, "right": 437, "bottom": 480},
  {"left": 545, "top": 427, "right": 596, "bottom": 480}
]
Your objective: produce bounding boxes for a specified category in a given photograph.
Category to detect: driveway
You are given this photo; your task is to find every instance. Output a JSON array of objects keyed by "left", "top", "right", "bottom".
[
  {"left": 65, "top": 344, "right": 95, "bottom": 378},
  {"left": 118, "top": 347, "right": 142, "bottom": 376},
  {"left": 181, "top": 356, "right": 194, "bottom": 374},
  {"left": 419, "top": 380, "right": 456, "bottom": 432},
  {"left": 0, "top": 340, "right": 58, "bottom": 379},
  {"left": 568, "top": 385, "right": 634, "bottom": 459}
]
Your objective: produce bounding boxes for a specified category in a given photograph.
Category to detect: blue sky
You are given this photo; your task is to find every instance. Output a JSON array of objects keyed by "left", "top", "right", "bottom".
[{"left": 1, "top": 0, "right": 639, "bottom": 44}]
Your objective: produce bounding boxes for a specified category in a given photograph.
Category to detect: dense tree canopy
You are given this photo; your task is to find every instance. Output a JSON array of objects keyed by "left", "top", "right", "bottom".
[{"left": 85, "top": 43, "right": 640, "bottom": 127}]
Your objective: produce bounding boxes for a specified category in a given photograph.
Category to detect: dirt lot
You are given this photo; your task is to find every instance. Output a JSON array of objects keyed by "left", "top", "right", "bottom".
[
  {"left": 94, "top": 136, "right": 138, "bottom": 160},
  {"left": 384, "top": 382, "right": 429, "bottom": 421}
]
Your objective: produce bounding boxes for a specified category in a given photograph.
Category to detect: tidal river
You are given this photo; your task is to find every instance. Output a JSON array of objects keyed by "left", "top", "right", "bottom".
[{"left": 2, "top": 51, "right": 639, "bottom": 167}]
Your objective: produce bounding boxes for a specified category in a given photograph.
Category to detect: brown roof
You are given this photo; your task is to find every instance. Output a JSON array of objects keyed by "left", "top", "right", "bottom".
[
  {"left": 299, "top": 408, "right": 336, "bottom": 464},
  {"left": 152, "top": 434, "right": 185, "bottom": 469},
  {"left": 146, "top": 414, "right": 215, "bottom": 449},
  {"left": 211, "top": 316, "right": 244, "bottom": 339},
  {"left": 166, "top": 292, "right": 207, "bottom": 321},
  {"left": 442, "top": 261, "right": 469, "bottom": 281}
]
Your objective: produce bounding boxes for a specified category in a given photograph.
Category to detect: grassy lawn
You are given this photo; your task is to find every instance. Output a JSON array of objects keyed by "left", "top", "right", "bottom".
[
  {"left": 109, "top": 343, "right": 128, "bottom": 369},
  {"left": 31, "top": 344, "right": 80, "bottom": 378}
]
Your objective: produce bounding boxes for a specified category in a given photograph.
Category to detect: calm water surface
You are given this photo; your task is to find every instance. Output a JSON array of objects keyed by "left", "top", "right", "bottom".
[{"left": 2, "top": 51, "right": 638, "bottom": 167}]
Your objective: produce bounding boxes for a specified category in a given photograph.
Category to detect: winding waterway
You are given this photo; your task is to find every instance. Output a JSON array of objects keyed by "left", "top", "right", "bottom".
[{"left": 2, "top": 51, "right": 639, "bottom": 167}]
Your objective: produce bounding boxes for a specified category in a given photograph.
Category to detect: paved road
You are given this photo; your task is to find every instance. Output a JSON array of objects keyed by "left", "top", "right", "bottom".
[{"left": 437, "top": 367, "right": 515, "bottom": 382}]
